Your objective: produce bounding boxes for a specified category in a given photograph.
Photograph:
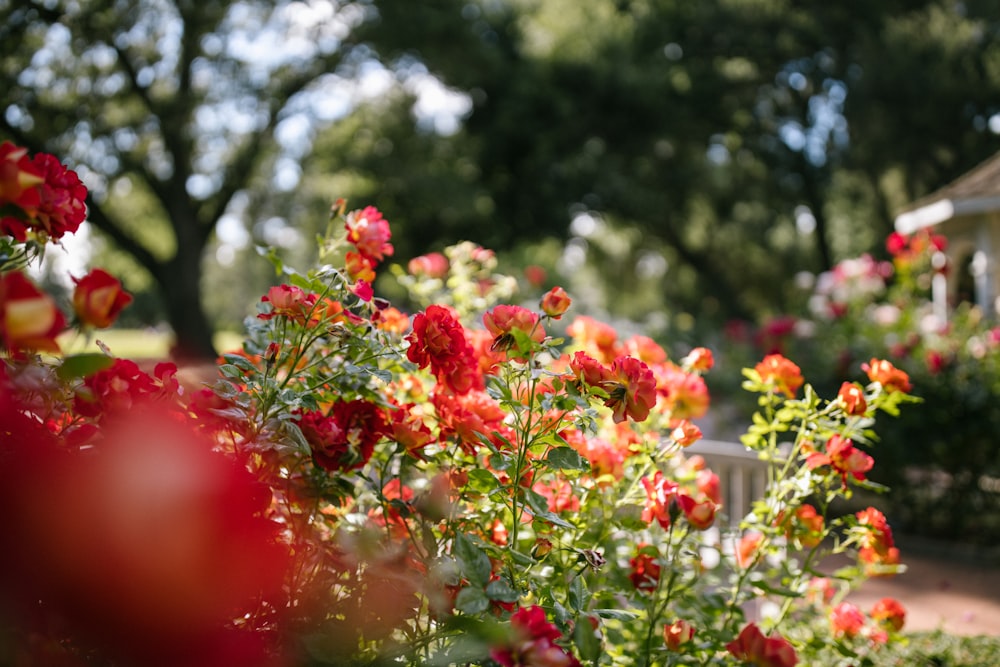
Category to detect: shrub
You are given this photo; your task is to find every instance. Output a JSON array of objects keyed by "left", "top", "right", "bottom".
[
  {"left": 1, "top": 142, "right": 916, "bottom": 666},
  {"left": 716, "top": 229, "right": 1000, "bottom": 545}
]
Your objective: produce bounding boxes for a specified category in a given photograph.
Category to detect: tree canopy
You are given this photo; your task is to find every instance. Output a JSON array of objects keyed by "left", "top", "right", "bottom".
[
  {"left": 2, "top": 0, "right": 362, "bottom": 358},
  {"left": 3, "top": 0, "right": 999, "bottom": 358}
]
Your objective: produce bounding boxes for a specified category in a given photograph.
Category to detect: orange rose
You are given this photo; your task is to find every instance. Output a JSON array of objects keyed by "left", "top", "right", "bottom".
[
  {"left": 862, "top": 358, "right": 912, "bottom": 394},
  {"left": 871, "top": 597, "right": 906, "bottom": 632},
  {"left": 664, "top": 619, "right": 695, "bottom": 651},
  {"left": 540, "top": 286, "right": 571, "bottom": 318},
  {"left": 755, "top": 353, "right": 804, "bottom": 398},
  {"left": 836, "top": 381, "right": 867, "bottom": 416}
]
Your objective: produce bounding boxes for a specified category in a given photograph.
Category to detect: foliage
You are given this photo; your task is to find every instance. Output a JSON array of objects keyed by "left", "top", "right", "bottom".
[
  {"left": 716, "top": 228, "right": 1000, "bottom": 544},
  {"left": 5, "top": 1, "right": 1000, "bottom": 358},
  {"left": 314, "top": 0, "right": 1000, "bottom": 325},
  {"left": 1, "top": 0, "right": 366, "bottom": 359},
  {"left": 0, "top": 143, "right": 922, "bottom": 667},
  {"left": 870, "top": 631, "right": 1000, "bottom": 667}
]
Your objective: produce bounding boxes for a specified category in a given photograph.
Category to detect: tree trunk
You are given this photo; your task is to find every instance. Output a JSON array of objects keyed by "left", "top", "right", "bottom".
[{"left": 155, "top": 253, "right": 218, "bottom": 363}]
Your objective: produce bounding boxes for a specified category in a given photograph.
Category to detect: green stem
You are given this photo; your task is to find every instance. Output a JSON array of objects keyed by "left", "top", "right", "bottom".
[
  {"left": 509, "top": 360, "right": 538, "bottom": 554},
  {"left": 642, "top": 522, "right": 686, "bottom": 667}
]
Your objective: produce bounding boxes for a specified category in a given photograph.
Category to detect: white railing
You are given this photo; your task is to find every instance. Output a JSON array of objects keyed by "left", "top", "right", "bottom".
[{"left": 685, "top": 439, "right": 772, "bottom": 528}]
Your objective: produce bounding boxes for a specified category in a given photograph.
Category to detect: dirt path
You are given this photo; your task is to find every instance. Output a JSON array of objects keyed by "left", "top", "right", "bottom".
[{"left": 842, "top": 549, "right": 1000, "bottom": 636}]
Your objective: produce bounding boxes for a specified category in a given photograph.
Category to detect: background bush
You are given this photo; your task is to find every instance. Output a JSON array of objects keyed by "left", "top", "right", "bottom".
[
  {"left": 873, "top": 631, "right": 1000, "bottom": 667},
  {"left": 714, "top": 232, "right": 1000, "bottom": 546}
]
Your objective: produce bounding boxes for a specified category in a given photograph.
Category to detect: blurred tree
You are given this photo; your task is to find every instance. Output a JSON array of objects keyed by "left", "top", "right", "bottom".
[
  {"left": 331, "top": 0, "right": 1000, "bottom": 326},
  {"left": 3, "top": 0, "right": 999, "bottom": 358},
  {"left": 0, "top": 0, "right": 362, "bottom": 359}
]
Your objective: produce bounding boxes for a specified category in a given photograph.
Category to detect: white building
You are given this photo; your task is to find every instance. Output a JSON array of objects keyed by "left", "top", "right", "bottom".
[{"left": 894, "top": 151, "right": 1000, "bottom": 318}]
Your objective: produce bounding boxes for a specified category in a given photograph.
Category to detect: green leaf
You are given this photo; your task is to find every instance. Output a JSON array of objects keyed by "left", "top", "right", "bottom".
[
  {"left": 485, "top": 578, "right": 520, "bottom": 603},
  {"left": 750, "top": 579, "right": 800, "bottom": 598},
  {"left": 488, "top": 452, "right": 511, "bottom": 471},
  {"left": 453, "top": 533, "right": 492, "bottom": 587},
  {"left": 592, "top": 609, "right": 639, "bottom": 621},
  {"left": 545, "top": 446, "right": 589, "bottom": 471},
  {"left": 287, "top": 272, "right": 313, "bottom": 291},
  {"left": 523, "top": 488, "right": 575, "bottom": 528},
  {"left": 574, "top": 614, "right": 602, "bottom": 662},
  {"left": 508, "top": 549, "right": 535, "bottom": 566},
  {"left": 279, "top": 421, "right": 312, "bottom": 455},
  {"left": 221, "top": 353, "right": 257, "bottom": 371},
  {"left": 567, "top": 576, "right": 590, "bottom": 612},
  {"left": 213, "top": 380, "right": 239, "bottom": 398},
  {"left": 466, "top": 468, "right": 500, "bottom": 492},
  {"left": 454, "top": 586, "right": 490, "bottom": 615},
  {"left": 219, "top": 363, "right": 243, "bottom": 379},
  {"left": 56, "top": 353, "right": 114, "bottom": 381},
  {"left": 476, "top": 431, "right": 501, "bottom": 455}
]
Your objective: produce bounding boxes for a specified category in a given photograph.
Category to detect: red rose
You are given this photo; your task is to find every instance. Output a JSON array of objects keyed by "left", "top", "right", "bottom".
[
  {"left": 726, "top": 623, "right": 797, "bottom": 667},
  {"left": 407, "top": 252, "right": 448, "bottom": 278},
  {"left": 490, "top": 605, "right": 582, "bottom": 667},
  {"left": 629, "top": 548, "right": 662, "bottom": 592},
  {"left": 830, "top": 602, "right": 866, "bottom": 638},
  {"left": 679, "top": 493, "right": 716, "bottom": 530},
  {"left": 406, "top": 305, "right": 482, "bottom": 394},
  {"left": 33, "top": 153, "right": 88, "bottom": 238},
  {"left": 805, "top": 434, "right": 874, "bottom": 488},
  {"left": 641, "top": 471, "right": 679, "bottom": 529},
  {"left": 73, "top": 268, "right": 133, "bottom": 329},
  {"left": 603, "top": 355, "right": 656, "bottom": 423},
  {"left": 345, "top": 206, "right": 393, "bottom": 264}
]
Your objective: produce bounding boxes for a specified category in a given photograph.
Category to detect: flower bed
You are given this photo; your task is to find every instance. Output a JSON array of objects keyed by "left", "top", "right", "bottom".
[
  {"left": 1, "top": 143, "right": 915, "bottom": 666},
  {"left": 716, "top": 228, "right": 1000, "bottom": 545}
]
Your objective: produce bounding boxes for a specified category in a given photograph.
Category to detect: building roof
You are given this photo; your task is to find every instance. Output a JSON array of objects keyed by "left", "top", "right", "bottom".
[{"left": 895, "top": 150, "right": 1000, "bottom": 234}]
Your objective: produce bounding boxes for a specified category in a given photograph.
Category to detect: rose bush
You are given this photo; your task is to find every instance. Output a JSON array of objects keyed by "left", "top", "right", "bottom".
[
  {"left": 718, "top": 227, "right": 1000, "bottom": 545},
  {"left": 0, "top": 143, "right": 914, "bottom": 666}
]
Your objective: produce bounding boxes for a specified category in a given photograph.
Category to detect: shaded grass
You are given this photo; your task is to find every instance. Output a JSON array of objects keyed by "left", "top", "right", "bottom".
[
  {"left": 58, "top": 329, "right": 243, "bottom": 360},
  {"left": 874, "top": 632, "right": 1000, "bottom": 667}
]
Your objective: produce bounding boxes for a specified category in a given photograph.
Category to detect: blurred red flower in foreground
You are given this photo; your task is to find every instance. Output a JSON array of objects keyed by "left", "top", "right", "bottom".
[
  {"left": 0, "top": 399, "right": 290, "bottom": 666},
  {"left": 0, "top": 142, "right": 87, "bottom": 242},
  {"left": 726, "top": 622, "right": 797, "bottom": 667},
  {"left": 0, "top": 270, "right": 67, "bottom": 352}
]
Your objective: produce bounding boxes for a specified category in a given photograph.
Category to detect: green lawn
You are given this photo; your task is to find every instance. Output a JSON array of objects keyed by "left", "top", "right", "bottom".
[
  {"left": 874, "top": 631, "right": 1000, "bottom": 666},
  {"left": 58, "top": 329, "right": 243, "bottom": 360}
]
